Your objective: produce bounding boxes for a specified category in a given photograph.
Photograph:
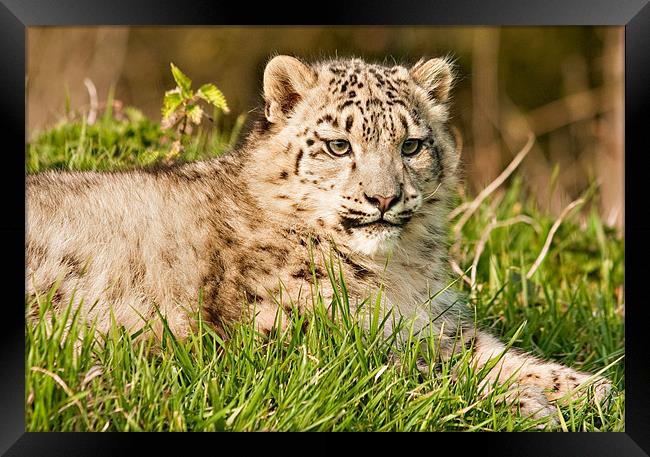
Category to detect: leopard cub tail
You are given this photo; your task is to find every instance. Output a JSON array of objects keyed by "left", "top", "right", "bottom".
[{"left": 467, "top": 330, "right": 613, "bottom": 424}]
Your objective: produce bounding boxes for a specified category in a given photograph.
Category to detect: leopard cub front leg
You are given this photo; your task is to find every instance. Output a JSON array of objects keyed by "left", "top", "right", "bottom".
[{"left": 469, "top": 331, "right": 612, "bottom": 424}]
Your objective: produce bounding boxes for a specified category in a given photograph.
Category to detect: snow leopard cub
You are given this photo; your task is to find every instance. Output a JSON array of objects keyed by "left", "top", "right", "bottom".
[{"left": 26, "top": 55, "right": 612, "bottom": 424}]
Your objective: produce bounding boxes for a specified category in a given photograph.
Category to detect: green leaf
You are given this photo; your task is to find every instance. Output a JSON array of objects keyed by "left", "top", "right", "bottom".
[
  {"left": 196, "top": 83, "right": 230, "bottom": 113},
  {"left": 162, "top": 89, "right": 183, "bottom": 119},
  {"left": 170, "top": 63, "right": 192, "bottom": 95},
  {"left": 186, "top": 105, "right": 204, "bottom": 125}
]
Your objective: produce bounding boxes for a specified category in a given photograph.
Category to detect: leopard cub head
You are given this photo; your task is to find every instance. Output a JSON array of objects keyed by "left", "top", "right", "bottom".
[{"left": 253, "top": 55, "right": 460, "bottom": 257}]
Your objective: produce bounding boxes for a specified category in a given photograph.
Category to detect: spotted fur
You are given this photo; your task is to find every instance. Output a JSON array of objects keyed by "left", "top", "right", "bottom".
[{"left": 26, "top": 56, "right": 611, "bottom": 424}]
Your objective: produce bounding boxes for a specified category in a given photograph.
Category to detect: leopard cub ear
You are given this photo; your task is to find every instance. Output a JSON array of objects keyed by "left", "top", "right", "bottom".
[
  {"left": 263, "top": 55, "right": 317, "bottom": 124},
  {"left": 409, "top": 57, "right": 455, "bottom": 103}
]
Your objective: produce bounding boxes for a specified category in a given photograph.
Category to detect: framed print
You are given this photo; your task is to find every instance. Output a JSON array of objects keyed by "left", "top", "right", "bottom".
[{"left": 3, "top": 0, "right": 649, "bottom": 455}]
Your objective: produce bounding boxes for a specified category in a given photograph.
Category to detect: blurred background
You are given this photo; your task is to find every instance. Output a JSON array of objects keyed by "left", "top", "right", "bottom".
[{"left": 27, "top": 26, "right": 623, "bottom": 228}]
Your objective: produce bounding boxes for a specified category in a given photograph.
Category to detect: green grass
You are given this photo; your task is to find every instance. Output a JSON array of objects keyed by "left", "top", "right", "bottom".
[
  {"left": 25, "top": 106, "right": 625, "bottom": 432},
  {"left": 26, "top": 103, "right": 246, "bottom": 173}
]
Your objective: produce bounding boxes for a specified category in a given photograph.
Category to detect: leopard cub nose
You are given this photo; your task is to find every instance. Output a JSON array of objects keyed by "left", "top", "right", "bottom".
[{"left": 364, "top": 192, "right": 400, "bottom": 215}]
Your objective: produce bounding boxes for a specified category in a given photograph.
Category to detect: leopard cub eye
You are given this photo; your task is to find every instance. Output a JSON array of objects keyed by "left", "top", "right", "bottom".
[
  {"left": 401, "top": 139, "right": 423, "bottom": 156},
  {"left": 326, "top": 139, "right": 351, "bottom": 156}
]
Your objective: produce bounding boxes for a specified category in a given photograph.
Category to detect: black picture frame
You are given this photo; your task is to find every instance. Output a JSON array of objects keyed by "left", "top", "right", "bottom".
[{"left": 3, "top": 0, "right": 649, "bottom": 455}]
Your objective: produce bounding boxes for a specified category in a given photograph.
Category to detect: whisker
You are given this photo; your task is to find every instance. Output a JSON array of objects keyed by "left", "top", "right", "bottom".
[
  {"left": 338, "top": 213, "right": 366, "bottom": 221},
  {"left": 423, "top": 182, "right": 443, "bottom": 201}
]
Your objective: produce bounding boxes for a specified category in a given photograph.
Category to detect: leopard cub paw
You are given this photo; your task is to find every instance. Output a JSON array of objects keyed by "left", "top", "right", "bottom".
[{"left": 506, "top": 384, "right": 559, "bottom": 427}]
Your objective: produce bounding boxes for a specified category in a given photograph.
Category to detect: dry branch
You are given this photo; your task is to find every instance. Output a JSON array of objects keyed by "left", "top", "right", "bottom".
[
  {"left": 83, "top": 78, "right": 98, "bottom": 125},
  {"left": 449, "top": 258, "right": 473, "bottom": 286},
  {"left": 453, "top": 133, "right": 535, "bottom": 237},
  {"left": 526, "top": 198, "right": 585, "bottom": 279},
  {"left": 31, "top": 366, "right": 84, "bottom": 414},
  {"left": 470, "top": 215, "right": 541, "bottom": 287}
]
